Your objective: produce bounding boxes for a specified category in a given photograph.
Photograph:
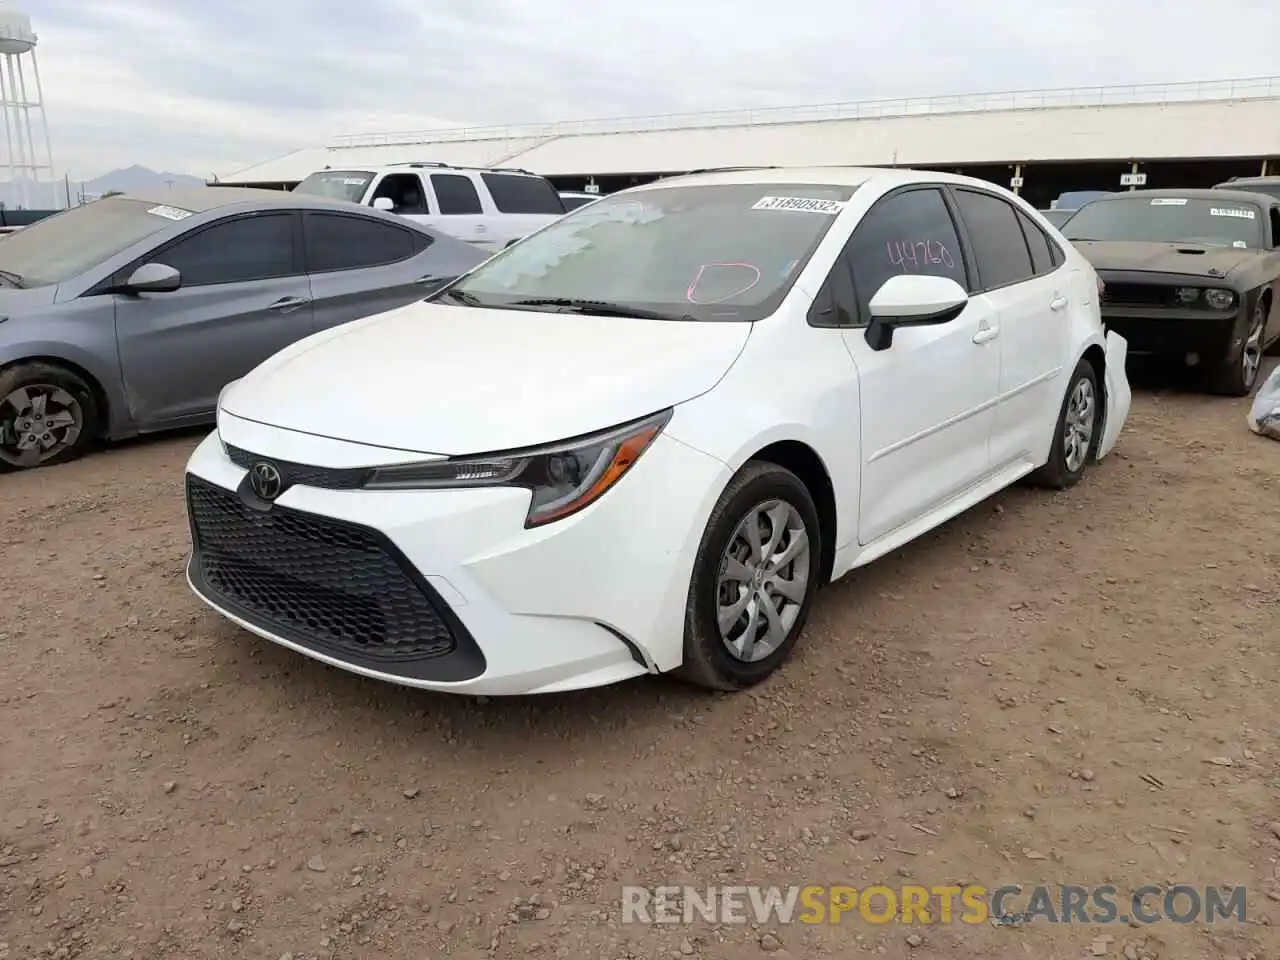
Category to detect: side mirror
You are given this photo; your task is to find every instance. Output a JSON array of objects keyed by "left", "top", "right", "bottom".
[
  {"left": 371, "top": 197, "right": 395, "bottom": 212},
  {"left": 864, "top": 274, "right": 968, "bottom": 351},
  {"left": 123, "top": 262, "right": 181, "bottom": 293}
]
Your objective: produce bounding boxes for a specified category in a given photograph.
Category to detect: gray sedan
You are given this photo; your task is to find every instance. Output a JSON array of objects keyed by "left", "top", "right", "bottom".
[{"left": 0, "top": 186, "right": 486, "bottom": 470}]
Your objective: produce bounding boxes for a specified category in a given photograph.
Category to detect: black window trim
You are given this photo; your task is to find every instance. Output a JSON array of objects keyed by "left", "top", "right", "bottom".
[
  {"left": 945, "top": 185, "right": 1045, "bottom": 295},
  {"left": 429, "top": 172, "right": 485, "bottom": 217},
  {"left": 806, "top": 183, "right": 975, "bottom": 329},
  {"left": 300, "top": 209, "right": 427, "bottom": 276},
  {"left": 89, "top": 209, "right": 306, "bottom": 295},
  {"left": 1011, "top": 206, "right": 1061, "bottom": 280}
]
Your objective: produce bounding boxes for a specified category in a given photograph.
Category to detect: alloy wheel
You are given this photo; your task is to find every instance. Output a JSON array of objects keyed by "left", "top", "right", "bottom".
[{"left": 1063, "top": 377, "right": 1095, "bottom": 474}]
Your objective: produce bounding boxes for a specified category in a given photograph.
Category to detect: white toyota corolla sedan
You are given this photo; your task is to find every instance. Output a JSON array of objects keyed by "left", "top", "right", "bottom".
[{"left": 185, "top": 167, "right": 1132, "bottom": 696}]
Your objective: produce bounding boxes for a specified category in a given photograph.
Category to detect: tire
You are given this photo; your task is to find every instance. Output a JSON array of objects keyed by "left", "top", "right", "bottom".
[
  {"left": 1028, "top": 357, "right": 1100, "bottom": 490},
  {"left": 1205, "top": 297, "right": 1267, "bottom": 396},
  {"left": 674, "top": 461, "right": 822, "bottom": 691},
  {"left": 0, "top": 361, "right": 98, "bottom": 472}
]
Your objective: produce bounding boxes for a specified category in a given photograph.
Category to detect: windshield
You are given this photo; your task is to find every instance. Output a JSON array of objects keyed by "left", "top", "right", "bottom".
[
  {"left": 445, "top": 182, "right": 858, "bottom": 321},
  {"left": 0, "top": 197, "right": 192, "bottom": 287},
  {"left": 294, "top": 170, "right": 373, "bottom": 203},
  {"left": 1062, "top": 196, "right": 1264, "bottom": 248}
]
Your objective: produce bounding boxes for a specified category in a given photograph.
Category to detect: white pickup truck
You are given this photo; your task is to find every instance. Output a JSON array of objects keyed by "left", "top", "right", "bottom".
[{"left": 293, "top": 162, "right": 566, "bottom": 252}]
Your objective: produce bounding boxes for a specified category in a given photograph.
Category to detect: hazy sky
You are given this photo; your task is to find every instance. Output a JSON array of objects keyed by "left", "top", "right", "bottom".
[{"left": 23, "top": 0, "right": 1280, "bottom": 180}]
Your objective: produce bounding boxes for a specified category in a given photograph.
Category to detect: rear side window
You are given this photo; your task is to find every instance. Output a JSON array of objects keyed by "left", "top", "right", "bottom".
[
  {"left": 843, "top": 187, "right": 967, "bottom": 321},
  {"left": 560, "top": 194, "right": 595, "bottom": 211},
  {"left": 952, "top": 189, "right": 1035, "bottom": 290},
  {"left": 431, "top": 174, "right": 483, "bottom": 215},
  {"left": 303, "top": 212, "right": 422, "bottom": 273},
  {"left": 1015, "top": 209, "right": 1057, "bottom": 276},
  {"left": 480, "top": 173, "right": 566, "bottom": 215}
]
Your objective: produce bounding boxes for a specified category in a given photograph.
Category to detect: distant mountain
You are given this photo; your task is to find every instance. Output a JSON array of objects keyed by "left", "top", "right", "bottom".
[
  {"left": 80, "top": 165, "right": 206, "bottom": 196},
  {"left": 0, "top": 165, "right": 206, "bottom": 209}
]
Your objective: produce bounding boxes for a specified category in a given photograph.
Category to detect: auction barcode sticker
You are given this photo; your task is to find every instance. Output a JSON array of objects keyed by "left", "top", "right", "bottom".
[
  {"left": 147, "top": 204, "right": 193, "bottom": 221},
  {"left": 1210, "top": 207, "right": 1255, "bottom": 219},
  {"left": 753, "top": 196, "right": 845, "bottom": 214}
]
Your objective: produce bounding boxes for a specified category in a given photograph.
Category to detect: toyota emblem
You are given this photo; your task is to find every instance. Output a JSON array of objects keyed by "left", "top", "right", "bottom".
[{"left": 249, "top": 461, "right": 283, "bottom": 501}]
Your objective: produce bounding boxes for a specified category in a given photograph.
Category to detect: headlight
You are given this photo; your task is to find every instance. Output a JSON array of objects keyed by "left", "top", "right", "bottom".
[
  {"left": 1175, "top": 287, "right": 1200, "bottom": 305},
  {"left": 364, "top": 408, "right": 673, "bottom": 528},
  {"left": 1203, "top": 288, "right": 1235, "bottom": 310}
]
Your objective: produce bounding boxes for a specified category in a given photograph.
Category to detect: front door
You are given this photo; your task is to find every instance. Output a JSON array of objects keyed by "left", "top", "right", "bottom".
[
  {"left": 114, "top": 211, "right": 314, "bottom": 425},
  {"left": 835, "top": 186, "right": 1001, "bottom": 545}
]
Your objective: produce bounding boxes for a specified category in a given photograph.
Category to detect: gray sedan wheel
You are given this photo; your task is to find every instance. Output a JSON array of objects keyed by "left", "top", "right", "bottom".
[{"left": 0, "top": 362, "right": 98, "bottom": 471}]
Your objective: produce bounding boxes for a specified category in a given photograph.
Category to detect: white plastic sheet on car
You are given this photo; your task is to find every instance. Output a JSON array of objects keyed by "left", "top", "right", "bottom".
[{"left": 1247, "top": 365, "right": 1280, "bottom": 440}]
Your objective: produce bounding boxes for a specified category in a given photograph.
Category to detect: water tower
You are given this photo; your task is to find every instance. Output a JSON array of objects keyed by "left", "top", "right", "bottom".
[{"left": 0, "top": 3, "right": 53, "bottom": 209}]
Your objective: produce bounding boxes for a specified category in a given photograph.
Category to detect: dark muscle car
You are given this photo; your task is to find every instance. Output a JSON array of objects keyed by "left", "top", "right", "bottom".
[{"left": 1062, "top": 188, "right": 1280, "bottom": 396}]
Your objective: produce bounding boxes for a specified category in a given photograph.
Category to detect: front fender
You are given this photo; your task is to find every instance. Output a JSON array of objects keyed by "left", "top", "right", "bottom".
[
  {"left": 1096, "top": 330, "right": 1130, "bottom": 461},
  {"left": 0, "top": 338, "right": 129, "bottom": 438}
]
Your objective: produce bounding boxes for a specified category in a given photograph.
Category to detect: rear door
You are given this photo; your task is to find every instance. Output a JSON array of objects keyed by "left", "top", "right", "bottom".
[
  {"left": 303, "top": 210, "right": 441, "bottom": 332},
  {"left": 949, "top": 187, "right": 1069, "bottom": 469},
  {"left": 423, "top": 172, "right": 488, "bottom": 248},
  {"left": 113, "top": 210, "right": 313, "bottom": 425},
  {"left": 477, "top": 172, "right": 566, "bottom": 248}
]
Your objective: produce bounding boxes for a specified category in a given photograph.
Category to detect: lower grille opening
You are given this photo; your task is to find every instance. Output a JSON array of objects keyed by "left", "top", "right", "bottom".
[{"left": 187, "top": 476, "right": 456, "bottom": 663}]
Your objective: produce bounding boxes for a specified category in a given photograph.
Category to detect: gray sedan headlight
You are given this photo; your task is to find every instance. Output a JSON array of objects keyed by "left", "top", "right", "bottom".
[{"left": 364, "top": 409, "right": 672, "bottom": 528}]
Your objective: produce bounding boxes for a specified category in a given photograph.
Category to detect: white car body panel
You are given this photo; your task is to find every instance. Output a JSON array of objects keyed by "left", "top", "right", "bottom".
[{"left": 187, "top": 166, "right": 1132, "bottom": 696}]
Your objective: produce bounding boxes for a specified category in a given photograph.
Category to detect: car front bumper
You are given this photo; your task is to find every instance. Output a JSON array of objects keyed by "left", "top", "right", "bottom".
[{"left": 183, "top": 416, "right": 731, "bottom": 695}]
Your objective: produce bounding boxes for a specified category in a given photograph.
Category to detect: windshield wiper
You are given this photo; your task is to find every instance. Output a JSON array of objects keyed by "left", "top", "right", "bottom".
[
  {"left": 438, "top": 287, "right": 487, "bottom": 306},
  {"left": 0, "top": 269, "right": 26, "bottom": 288},
  {"left": 505, "top": 297, "right": 693, "bottom": 321}
]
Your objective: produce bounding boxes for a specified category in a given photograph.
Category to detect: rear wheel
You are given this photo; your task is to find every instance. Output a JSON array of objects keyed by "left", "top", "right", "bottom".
[
  {"left": 675, "top": 462, "right": 822, "bottom": 691},
  {"left": 1205, "top": 298, "right": 1266, "bottom": 396},
  {"left": 1028, "top": 357, "right": 1100, "bottom": 490},
  {"left": 0, "top": 361, "right": 98, "bottom": 471}
]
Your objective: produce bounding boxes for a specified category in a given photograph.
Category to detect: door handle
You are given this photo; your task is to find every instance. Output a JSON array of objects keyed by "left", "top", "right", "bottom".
[
  {"left": 1050, "top": 296, "right": 1069, "bottom": 311},
  {"left": 972, "top": 326, "right": 999, "bottom": 344},
  {"left": 268, "top": 296, "right": 311, "bottom": 314},
  {"left": 475, "top": 224, "right": 488, "bottom": 232}
]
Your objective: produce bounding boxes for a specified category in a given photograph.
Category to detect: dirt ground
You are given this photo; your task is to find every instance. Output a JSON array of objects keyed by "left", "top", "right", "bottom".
[{"left": 2, "top": 368, "right": 1278, "bottom": 960}]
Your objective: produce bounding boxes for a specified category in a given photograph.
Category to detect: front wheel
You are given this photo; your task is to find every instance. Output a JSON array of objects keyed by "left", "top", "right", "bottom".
[
  {"left": 675, "top": 462, "right": 822, "bottom": 691},
  {"left": 0, "top": 361, "right": 98, "bottom": 471},
  {"left": 1206, "top": 298, "right": 1267, "bottom": 396},
  {"left": 1028, "top": 357, "right": 1100, "bottom": 490}
]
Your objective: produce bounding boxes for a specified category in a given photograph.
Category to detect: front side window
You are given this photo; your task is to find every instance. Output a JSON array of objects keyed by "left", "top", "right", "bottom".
[
  {"left": 159, "top": 213, "right": 297, "bottom": 286},
  {"left": 842, "top": 187, "right": 967, "bottom": 319},
  {"left": 480, "top": 173, "right": 566, "bottom": 215},
  {"left": 303, "top": 212, "right": 421, "bottom": 272},
  {"left": 445, "top": 182, "right": 859, "bottom": 322},
  {"left": 952, "top": 189, "right": 1035, "bottom": 290},
  {"left": 368, "top": 173, "right": 428, "bottom": 215},
  {"left": 1062, "top": 196, "right": 1265, "bottom": 249},
  {"left": 293, "top": 170, "right": 374, "bottom": 203},
  {"left": 431, "top": 174, "right": 483, "bottom": 215},
  {"left": 0, "top": 197, "right": 191, "bottom": 287}
]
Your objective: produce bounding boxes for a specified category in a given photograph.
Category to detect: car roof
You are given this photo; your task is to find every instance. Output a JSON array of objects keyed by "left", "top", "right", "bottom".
[
  {"left": 117, "top": 185, "right": 368, "bottom": 213},
  {"left": 312, "top": 163, "right": 546, "bottom": 178},
  {"left": 1094, "top": 187, "right": 1273, "bottom": 205},
  {"left": 629, "top": 166, "right": 1025, "bottom": 193},
  {"left": 1219, "top": 176, "right": 1280, "bottom": 186}
]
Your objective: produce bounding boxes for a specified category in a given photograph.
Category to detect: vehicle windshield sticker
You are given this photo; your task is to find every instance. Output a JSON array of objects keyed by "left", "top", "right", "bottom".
[
  {"left": 752, "top": 196, "right": 845, "bottom": 215},
  {"left": 1210, "top": 207, "right": 1255, "bottom": 219},
  {"left": 1149, "top": 198, "right": 1187, "bottom": 206},
  {"left": 342, "top": 177, "right": 366, "bottom": 185},
  {"left": 1233, "top": 240, "right": 1248, "bottom": 248},
  {"left": 146, "top": 204, "right": 193, "bottom": 220}
]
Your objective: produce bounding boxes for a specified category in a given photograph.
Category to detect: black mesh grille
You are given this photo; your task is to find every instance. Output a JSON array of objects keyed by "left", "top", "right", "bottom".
[
  {"left": 187, "top": 476, "right": 456, "bottom": 662},
  {"left": 1100, "top": 282, "right": 1178, "bottom": 308},
  {"left": 225, "top": 445, "right": 370, "bottom": 490}
]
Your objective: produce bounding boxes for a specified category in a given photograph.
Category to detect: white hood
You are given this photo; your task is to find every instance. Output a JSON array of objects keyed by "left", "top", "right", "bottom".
[{"left": 220, "top": 301, "right": 751, "bottom": 456}]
